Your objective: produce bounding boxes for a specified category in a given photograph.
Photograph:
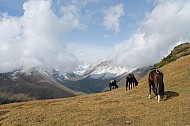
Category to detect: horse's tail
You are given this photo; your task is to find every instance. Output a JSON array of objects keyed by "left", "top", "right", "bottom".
[{"left": 158, "top": 72, "right": 164, "bottom": 96}]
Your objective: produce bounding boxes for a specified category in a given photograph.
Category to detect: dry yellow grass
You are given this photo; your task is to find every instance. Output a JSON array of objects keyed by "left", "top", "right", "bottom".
[{"left": 0, "top": 55, "right": 190, "bottom": 126}]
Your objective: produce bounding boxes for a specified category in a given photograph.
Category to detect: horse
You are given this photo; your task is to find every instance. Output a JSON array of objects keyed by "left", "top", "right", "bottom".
[
  {"left": 126, "top": 74, "right": 138, "bottom": 91},
  {"left": 109, "top": 80, "right": 118, "bottom": 91},
  {"left": 148, "top": 68, "right": 164, "bottom": 102}
]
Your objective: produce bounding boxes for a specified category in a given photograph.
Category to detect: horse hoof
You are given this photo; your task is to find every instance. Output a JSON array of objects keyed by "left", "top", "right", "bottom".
[
  {"left": 148, "top": 95, "right": 151, "bottom": 99},
  {"left": 158, "top": 95, "right": 161, "bottom": 101}
]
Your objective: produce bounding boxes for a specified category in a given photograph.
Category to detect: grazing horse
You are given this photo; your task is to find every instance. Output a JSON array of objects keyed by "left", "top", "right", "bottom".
[
  {"left": 148, "top": 68, "right": 164, "bottom": 102},
  {"left": 126, "top": 74, "right": 138, "bottom": 91},
  {"left": 109, "top": 80, "right": 118, "bottom": 91}
]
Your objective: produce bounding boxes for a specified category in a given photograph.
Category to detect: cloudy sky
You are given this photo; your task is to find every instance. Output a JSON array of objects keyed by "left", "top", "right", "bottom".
[{"left": 0, "top": 0, "right": 190, "bottom": 73}]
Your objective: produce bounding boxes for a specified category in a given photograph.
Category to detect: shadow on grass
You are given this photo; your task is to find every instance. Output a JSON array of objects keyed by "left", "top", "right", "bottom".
[{"left": 164, "top": 91, "right": 179, "bottom": 100}]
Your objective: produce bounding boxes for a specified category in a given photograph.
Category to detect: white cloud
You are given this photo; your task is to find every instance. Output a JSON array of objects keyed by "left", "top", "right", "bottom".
[
  {"left": 60, "top": 4, "right": 87, "bottom": 30},
  {"left": 2, "top": 0, "right": 190, "bottom": 73},
  {"left": 103, "top": 4, "right": 124, "bottom": 34},
  {"left": 0, "top": 0, "right": 86, "bottom": 73},
  {"left": 70, "top": 43, "right": 113, "bottom": 64},
  {"left": 115, "top": 0, "right": 190, "bottom": 68},
  {"left": 71, "top": 0, "right": 98, "bottom": 6}
]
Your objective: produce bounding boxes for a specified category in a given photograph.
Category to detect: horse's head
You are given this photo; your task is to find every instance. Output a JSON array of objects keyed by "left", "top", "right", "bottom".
[
  {"left": 135, "top": 81, "right": 138, "bottom": 86},
  {"left": 132, "top": 75, "right": 138, "bottom": 86}
]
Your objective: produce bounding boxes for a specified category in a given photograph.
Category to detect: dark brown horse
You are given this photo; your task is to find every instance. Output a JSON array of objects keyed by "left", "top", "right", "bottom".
[
  {"left": 109, "top": 80, "right": 118, "bottom": 91},
  {"left": 126, "top": 74, "right": 138, "bottom": 91},
  {"left": 148, "top": 68, "right": 164, "bottom": 102}
]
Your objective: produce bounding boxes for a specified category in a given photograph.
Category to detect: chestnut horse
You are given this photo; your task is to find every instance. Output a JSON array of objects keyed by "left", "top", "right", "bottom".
[
  {"left": 148, "top": 68, "right": 164, "bottom": 102},
  {"left": 126, "top": 74, "right": 138, "bottom": 91},
  {"left": 109, "top": 80, "right": 118, "bottom": 91}
]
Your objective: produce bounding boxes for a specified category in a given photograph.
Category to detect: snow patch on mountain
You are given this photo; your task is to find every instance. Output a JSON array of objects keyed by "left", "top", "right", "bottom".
[
  {"left": 4, "top": 60, "right": 132, "bottom": 82},
  {"left": 73, "top": 63, "right": 95, "bottom": 76},
  {"left": 72, "top": 60, "right": 132, "bottom": 79}
]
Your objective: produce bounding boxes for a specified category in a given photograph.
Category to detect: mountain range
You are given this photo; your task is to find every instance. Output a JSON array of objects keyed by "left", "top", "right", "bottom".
[{"left": 0, "top": 60, "right": 148, "bottom": 104}]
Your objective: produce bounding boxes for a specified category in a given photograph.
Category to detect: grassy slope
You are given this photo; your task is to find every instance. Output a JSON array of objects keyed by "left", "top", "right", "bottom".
[
  {"left": 154, "top": 42, "right": 190, "bottom": 68},
  {"left": 0, "top": 55, "right": 190, "bottom": 126}
]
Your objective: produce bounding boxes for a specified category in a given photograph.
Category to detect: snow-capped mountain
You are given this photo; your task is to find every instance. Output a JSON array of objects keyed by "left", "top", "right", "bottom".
[
  {"left": 38, "top": 60, "right": 132, "bottom": 82},
  {"left": 87, "top": 62, "right": 131, "bottom": 79},
  {"left": 68, "top": 60, "right": 133, "bottom": 80}
]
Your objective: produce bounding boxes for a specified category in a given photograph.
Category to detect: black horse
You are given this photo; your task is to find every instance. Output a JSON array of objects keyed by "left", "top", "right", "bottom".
[
  {"left": 109, "top": 80, "right": 118, "bottom": 91},
  {"left": 126, "top": 74, "right": 138, "bottom": 91},
  {"left": 148, "top": 67, "right": 164, "bottom": 102}
]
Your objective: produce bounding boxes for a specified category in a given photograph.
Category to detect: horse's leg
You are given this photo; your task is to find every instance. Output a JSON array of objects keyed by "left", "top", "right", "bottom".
[
  {"left": 132, "top": 81, "right": 134, "bottom": 88},
  {"left": 154, "top": 75, "right": 160, "bottom": 102},
  {"left": 158, "top": 73, "right": 164, "bottom": 101},
  {"left": 157, "top": 94, "right": 160, "bottom": 102},
  {"left": 129, "top": 82, "right": 130, "bottom": 90},
  {"left": 109, "top": 84, "right": 112, "bottom": 91},
  {"left": 156, "top": 86, "right": 160, "bottom": 102},
  {"left": 126, "top": 83, "right": 128, "bottom": 91},
  {"left": 131, "top": 82, "right": 133, "bottom": 89},
  {"left": 126, "top": 78, "right": 128, "bottom": 91},
  {"left": 148, "top": 83, "right": 151, "bottom": 99},
  {"left": 157, "top": 83, "right": 160, "bottom": 102},
  {"left": 148, "top": 73, "right": 153, "bottom": 98}
]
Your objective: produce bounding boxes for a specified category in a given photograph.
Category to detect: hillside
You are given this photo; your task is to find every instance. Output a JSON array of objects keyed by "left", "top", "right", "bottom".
[
  {"left": 0, "top": 54, "right": 189, "bottom": 125},
  {"left": 154, "top": 42, "right": 190, "bottom": 68},
  {"left": 0, "top": 68, "right": 79, "bottom": 104}
]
